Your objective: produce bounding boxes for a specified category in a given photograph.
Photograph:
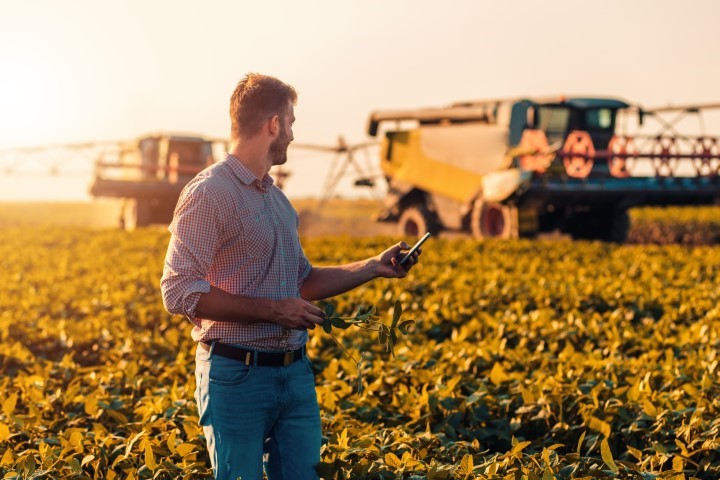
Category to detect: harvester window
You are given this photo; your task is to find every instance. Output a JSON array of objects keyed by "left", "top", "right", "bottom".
[
  {"left": 384, "top": 131, "right": 408, "bottom": 162},
  {"left": 537, "top": 106, "right": 570, "bottom": 144},
  {"left": 585, "top": 108, "right": 613, "bottom": 131},
  {"left": 167, "top": 141, "right": 205, "bottom": 166}
]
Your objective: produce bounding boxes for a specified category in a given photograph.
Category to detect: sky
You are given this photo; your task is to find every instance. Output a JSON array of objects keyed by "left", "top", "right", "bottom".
[{"left": 0, "top": 0, "right": 719, "bottom": 201}]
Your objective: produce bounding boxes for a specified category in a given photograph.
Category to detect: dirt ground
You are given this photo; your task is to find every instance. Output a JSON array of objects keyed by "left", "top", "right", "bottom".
[
  {"left": 294, "top": 198, "right": 396, "bottom": 237},
  {"left": 0, "top": 198, "right": 400, "bottom": 236},
  {"left": 0, "top": 199, "right": 558, "bottom": 239}
]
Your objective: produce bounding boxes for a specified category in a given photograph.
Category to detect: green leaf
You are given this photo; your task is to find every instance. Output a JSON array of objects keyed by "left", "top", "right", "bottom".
[
  {"left": 489, "top": 362, "right": 509, "bottom": 385},
  {"left": 459, "top": 454, "right": 474, "bottom": 475},
  {"left": 144, "top": 441, "right": 157, "bottom": 471},
  {"left": 322, "top": 320, "right": 332, "bottom": 334},
  {"left": 511, "top": 440, "right": 531, "bottom": 454},
  {"left": 3, "top": 393, "right": 17, "bottom": 418},
  {"left": 391, "top": 300, "right": 402, "bottom": 328},
  {"left": 587, "top": 416, "right": 611, "bottom": 438},
  {"left": 397, "top": 320, "right": 415, "bottom": 335},
  {"left": 542, "top": 448, "right": 551, "bottom": 467},
  {"left": 324, "top": 303, "right": 335, "bottom": 318},
  {"left": 355, "top": 305, "right": 370, "bottom": 319},
  {"left": 316, "top": 461, "right": 335, "bottom": 479},
  {"left": 385, "top": 452, "right": 402, "bottom": 469},
  {"left": 0, "top": 448, "right": 12, "bottom": 466},
  {"left": 627, "top": 445, "right": 643, "bottom": 461},
  {"left": 355, "top": 305, "right": 376, "bottom": 322},
  {"left": 427, "top": 467, "right": 450, "bottom": 480},
  {"left": 576, "top": 431, "right": 586, "bottom": 455},
  {"left": 601, "top": 438, "right": 619, "bottom": 473},
  {"left": 379, "top": 329, "right": 389, "bottom": 347},
  {"left": 330, "top": 317, "right": 350, "bottom": 329},
  {"left": 175, "top": 443, "right": 195, "bottom": 457}
]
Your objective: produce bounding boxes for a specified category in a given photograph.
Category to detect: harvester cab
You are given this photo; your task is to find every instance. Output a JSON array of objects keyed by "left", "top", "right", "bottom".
[
  {"left": 508, "top": 98, "right": 631, "bottom": 178},
  {"left": 90, "top": 134, "right": 218, "bottom": 229},
  {"left": 368, "top": 97, "right": 720, "bottom": 242}
]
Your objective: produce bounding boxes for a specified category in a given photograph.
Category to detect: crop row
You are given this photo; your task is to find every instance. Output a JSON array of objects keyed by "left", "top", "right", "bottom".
[
  {"left": 628, "top": 207, "right": 720, "bottom": 245},
  {"left": 0, "top": 227, "right": 718, "bottom": 479}
]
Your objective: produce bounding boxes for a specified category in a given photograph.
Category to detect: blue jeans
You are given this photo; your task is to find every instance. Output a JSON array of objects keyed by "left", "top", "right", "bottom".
[{"left": 194, "top": 343, "right": 321, "bottom": 480}]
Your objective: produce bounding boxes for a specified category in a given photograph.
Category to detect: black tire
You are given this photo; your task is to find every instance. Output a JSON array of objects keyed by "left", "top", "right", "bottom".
[
  {"left": 470, "top": 200, "right": 518, "bottom": 239},
  {"left": 397, "top": 205, "right": 440, "bottom": 237}
]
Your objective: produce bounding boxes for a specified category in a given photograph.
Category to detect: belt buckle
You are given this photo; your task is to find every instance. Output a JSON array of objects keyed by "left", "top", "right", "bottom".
[{"left": 283, "top": 351, "right": 293, "bottom": 366}]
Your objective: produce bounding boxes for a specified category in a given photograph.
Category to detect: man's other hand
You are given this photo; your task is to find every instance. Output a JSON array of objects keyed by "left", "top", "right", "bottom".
[{"left": 271, "top": 298, "right": 325, "bottom": 330}]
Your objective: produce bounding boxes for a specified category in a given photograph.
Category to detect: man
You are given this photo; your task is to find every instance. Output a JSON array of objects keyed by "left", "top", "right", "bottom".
[{"left": 160, "top": 73, "right": 421, "bottom": 480}]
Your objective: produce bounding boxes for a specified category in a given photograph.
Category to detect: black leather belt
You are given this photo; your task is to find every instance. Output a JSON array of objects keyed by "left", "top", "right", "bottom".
[{"left": 201, "top": 342, "right": 306, "bottom": 367}]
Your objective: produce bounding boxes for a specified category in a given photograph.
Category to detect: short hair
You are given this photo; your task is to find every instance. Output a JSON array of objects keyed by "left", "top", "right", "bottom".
[{"left": 229, "top": 73, "right": 297, "bottom": 139}]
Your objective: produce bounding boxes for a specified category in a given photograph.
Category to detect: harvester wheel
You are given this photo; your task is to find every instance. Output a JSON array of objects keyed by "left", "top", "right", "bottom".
[
  {"left": 397, "top": 205, "right": 439, "bottom": 237},
  {"left": 470, "top": 200, "right": 518, "bottom": 240}
]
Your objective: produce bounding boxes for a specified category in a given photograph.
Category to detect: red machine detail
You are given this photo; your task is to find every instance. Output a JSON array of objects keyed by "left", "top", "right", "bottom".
[
  {"left": 518, "top": 129, "right": 554, "bottom": 173},
  {"left": 651, "top": 136, "right": 680, "bottom": 176},
  {"left": 607, "top": 135, "right": 636, "bottom": 178},
  {"left": 562, "top": 131, "right": 595, "bottom": 178},
  {"left": 693, "top": 137, "right": 719, "bottom": 176},
  {"left": 482, "top": 204, "right": 506, "bottom": 237}
]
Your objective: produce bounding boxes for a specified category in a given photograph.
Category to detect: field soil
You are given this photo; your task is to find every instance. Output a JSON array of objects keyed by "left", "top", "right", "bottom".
[
  {"left": 0, "top": 200, "right": 718, "bottom": 244},
  {"left": 1, "top": 227, "right": 718, "bottom": 478},
  {"left": 0, "top": 199, "right": 396, "bottom": 236}
]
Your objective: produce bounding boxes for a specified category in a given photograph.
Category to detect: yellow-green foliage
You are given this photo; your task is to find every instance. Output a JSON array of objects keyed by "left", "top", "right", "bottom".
[
  {"left": 629, "top": 207, "right": 720, "bottom": 245},
  {"left": 0, "top": 202, "right": 122, "bottom": 228},
  {"left": 0, "top": 228, "right": 718, "bottom": 479}
]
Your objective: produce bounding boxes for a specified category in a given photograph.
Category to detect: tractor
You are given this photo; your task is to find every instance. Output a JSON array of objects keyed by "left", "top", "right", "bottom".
[{"left": 368, "top": 97, "right": 720, "bottom": 241}]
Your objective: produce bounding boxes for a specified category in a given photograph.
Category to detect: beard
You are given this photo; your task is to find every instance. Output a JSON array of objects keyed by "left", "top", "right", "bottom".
[{"left": 269, "top": 126, "right": 291, "bottom": 166}]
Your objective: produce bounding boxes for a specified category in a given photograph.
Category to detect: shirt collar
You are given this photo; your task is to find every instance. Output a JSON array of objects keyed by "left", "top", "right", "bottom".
[{"left": 225, "top": 153, "right": 275, "bottom": 190}]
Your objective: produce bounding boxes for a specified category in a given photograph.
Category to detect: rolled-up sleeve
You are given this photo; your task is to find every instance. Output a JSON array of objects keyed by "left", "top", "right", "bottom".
[
  {"left": 160, "top": 184, "right": 221, "bottom": 320},
  {"left": 297, "top": 247, "right": 313, "bottom": 290}
]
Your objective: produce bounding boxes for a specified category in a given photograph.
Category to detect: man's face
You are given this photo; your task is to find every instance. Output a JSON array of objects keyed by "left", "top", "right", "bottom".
[{"left": 269, "top": 103, "right": 295, "bottom": 166}]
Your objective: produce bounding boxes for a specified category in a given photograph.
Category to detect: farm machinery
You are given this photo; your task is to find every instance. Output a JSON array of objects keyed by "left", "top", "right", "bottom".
[
  {"left": 368, "top": 97, "right": 720, "bottom": 241},
  {"left": 88, "top": 134, "right": 366, "bottom": 229},
  {"left": 89, "top": 134, "right": 224, "bottom": 229}
]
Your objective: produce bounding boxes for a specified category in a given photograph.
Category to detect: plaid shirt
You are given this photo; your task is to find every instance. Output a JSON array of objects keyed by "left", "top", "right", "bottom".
[{"left": 160, "top": 154, "right": 313, "bottom": 350}]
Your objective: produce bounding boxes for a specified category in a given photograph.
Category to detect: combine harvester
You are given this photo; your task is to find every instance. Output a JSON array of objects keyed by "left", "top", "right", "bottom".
[
  {"left": 368, "top": 97, "right": 720, "bottom": 241},
  {"left": 89, "top": 134, "right": 224, "bottom": 229},
  {"left": 89, "top": 134, "right": 368, "bottom": 229},
  {"left": 0, "top": 132, "right": 375, "bottom": 229}
]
